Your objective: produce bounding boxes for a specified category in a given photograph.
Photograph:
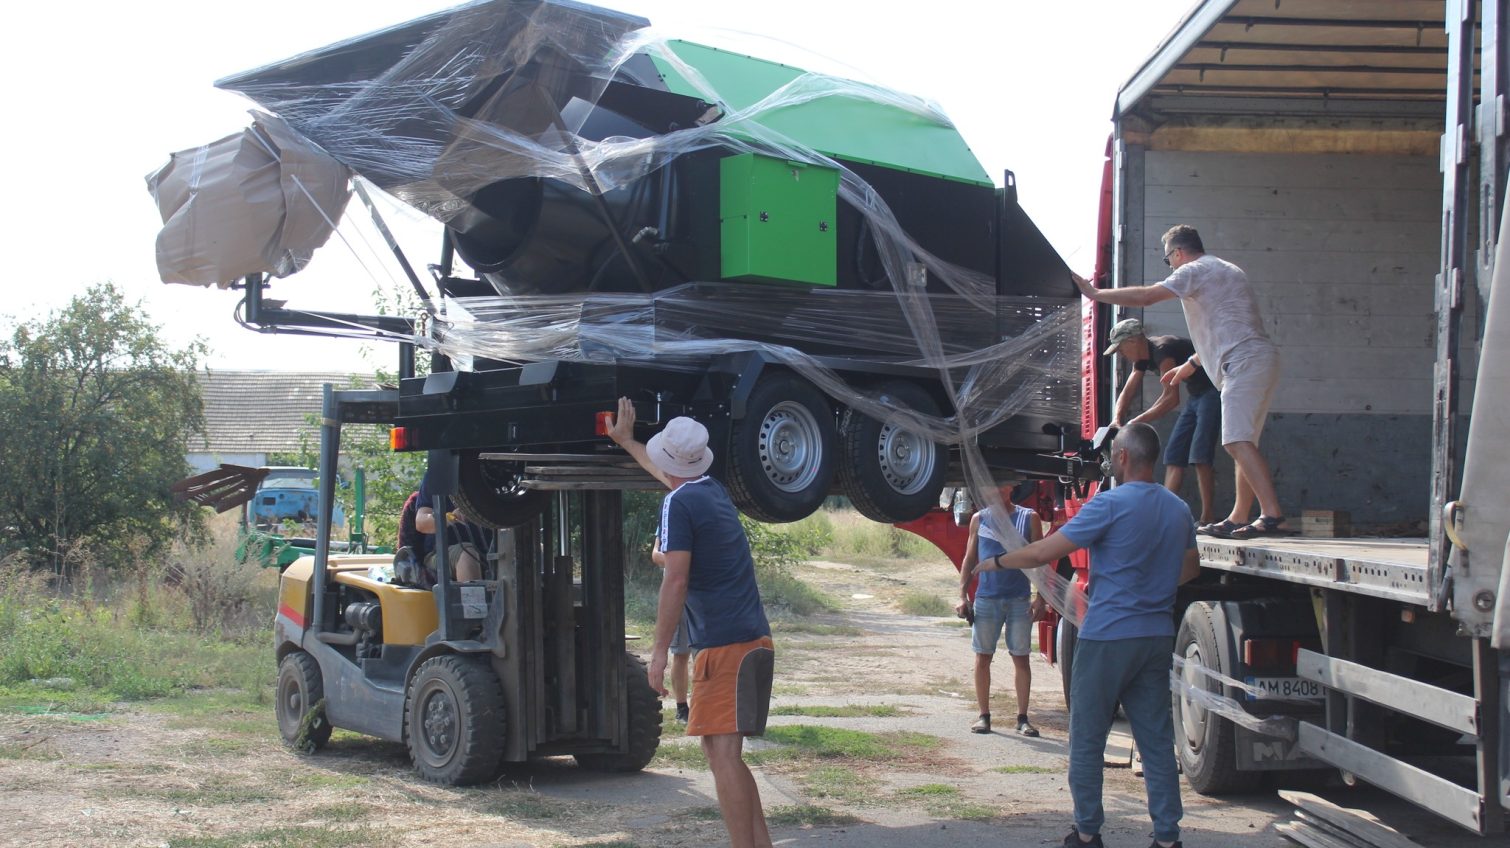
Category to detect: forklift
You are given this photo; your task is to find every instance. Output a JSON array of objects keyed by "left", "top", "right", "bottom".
[{"left": 273, "top": 385, "right": 662, "bottom": 785}]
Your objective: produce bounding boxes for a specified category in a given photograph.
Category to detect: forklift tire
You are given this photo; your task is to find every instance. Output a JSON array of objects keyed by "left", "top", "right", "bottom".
[
  {"left": 726, "top": 373, "right": 836, "bottom": 523},
  {"left": 836, "top": 381, "right": 947, "bottom": 523},
  {"left": 1174, "top": 602, "right": 1261, "bottom": 795},
  {"left": 455, "top": 450, "right": 550, "bottom": 530},
  {"left": 575, "top": 653, "right": 664, "bottom": 773},
  {"left": 404, "top": 654, "right": 508, "bottom": 786},
  {"left": 276, "top": 651, "right": 330, "bottom": 752}
]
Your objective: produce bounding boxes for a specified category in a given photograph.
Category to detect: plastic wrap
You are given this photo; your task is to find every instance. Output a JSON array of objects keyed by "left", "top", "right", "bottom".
[
  {"left": 1170, "top": 655, "right": 1303, "bottom": 740},
  {"left": 184, "top": 1, "right": 1098, "bottom": 620},
  {"left": 147, "top": 113, "right": 352, "bottom": 287}
]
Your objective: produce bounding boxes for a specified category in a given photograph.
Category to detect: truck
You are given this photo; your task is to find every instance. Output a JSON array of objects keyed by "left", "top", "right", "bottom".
[{"left": 1071, "top": 0, "right": 1510, "bottom": 835}]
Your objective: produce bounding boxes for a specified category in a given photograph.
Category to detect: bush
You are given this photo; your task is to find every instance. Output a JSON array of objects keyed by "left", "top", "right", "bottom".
[{"left": 171, "top": 515, "right": 266, "bottom": 636}]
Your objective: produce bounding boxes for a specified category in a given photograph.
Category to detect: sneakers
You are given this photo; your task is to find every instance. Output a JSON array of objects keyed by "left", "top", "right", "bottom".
[
  {"left": 970, "top": 714, "right": 991, "bottom": 734},
  {"left": 1148, "top": 841, "right": 1182, "bottom": 848},
  {"left": 1063, "top": 831, "right": 1104, "bottom": 847},
  {"left": 675, "top": 702, "right": 689, "bottom": 723},
  {"left": 1016, "top": 717, "right": 1040, "bottom": 737}
]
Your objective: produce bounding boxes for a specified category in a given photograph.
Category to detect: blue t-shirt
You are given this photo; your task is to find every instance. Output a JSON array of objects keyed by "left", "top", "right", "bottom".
[
  {"left": 975, "top": 505, "right": 1035, "bottom": 600},
  {"left": 659, "top": 477, "right": 770, "bottom": 649},
  {"left": 1058, "top": 481, "right": 1196, "bottom": 641}
]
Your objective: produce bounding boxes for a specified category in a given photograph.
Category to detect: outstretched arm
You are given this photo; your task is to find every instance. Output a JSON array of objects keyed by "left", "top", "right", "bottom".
[
  {"left": 606, "top": 396, "right": 672, "bottom": 489},
  {"left": 1072, "top": 272, "right": 1179, "bottom": 308},
  {"left": 977, "top": 531, "right": 1080, "bottom": 572}
]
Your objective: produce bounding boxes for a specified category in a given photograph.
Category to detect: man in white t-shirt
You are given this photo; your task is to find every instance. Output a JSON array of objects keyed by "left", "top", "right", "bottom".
[{"left": 1071, "top": 225, "right": 1288, "bottom": 539}]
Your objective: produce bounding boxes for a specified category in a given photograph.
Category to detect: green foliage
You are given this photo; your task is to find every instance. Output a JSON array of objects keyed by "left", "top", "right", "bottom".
[
  {"left": 0, "top": 282, "right": 206, "bottom": 572},
  {"left": 765, "top": 804, "right": 861, "bottom": 826},
  {"left": 894, "top": 784, "right": 997, "bottom": 820},
  {"left": 898, "top": 591, "right": 953, "bottom": 617},
  {"left": 749, "top": 725, "right": 940, "bottom": 764},
  {"left": 769, "top": 704, "right": 905, "bottom": 718},
  {"left": 799, "top": 765, "right": 881, "bottom": 804},
  {"left": 291, "top": 411, "right": 425, "bottom": 551},
  {"left": 786, "top": 508, "right": 937, "bottom": 563}
]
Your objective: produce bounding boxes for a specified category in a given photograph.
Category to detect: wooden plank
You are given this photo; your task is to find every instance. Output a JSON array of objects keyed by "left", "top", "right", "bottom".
[
  {"left": 1293, "top": 810, "right": 1374, "bottom": 848},
  {"left": 1104, "top": 718, "right": 1135, "bottom": 768},
  {"left": 1145, "top": 185, "right": 1440, "bottom": 223},
  {"left": 1276, "top": 821, "right": 1368, "bottom": 848},
  {"left": 1144, "top": 151, "right": 1437, "bottom": 191},
  {"left": 1279, "top": 791, "right": 1420, "bottom": 848}
]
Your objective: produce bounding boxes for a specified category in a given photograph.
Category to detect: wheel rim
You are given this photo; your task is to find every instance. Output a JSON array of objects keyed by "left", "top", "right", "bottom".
[
  {"left": 875, "top": 421, "right": 935, "bottom": 495},
  {"left": 758, "top": 401, "right": 823, "bottom": 493},
  {"left": 279, "top": 674, "right": 303, "bottom": 732},
  {"left": 419, "top": 683, "right": 460, "bottom": 763},
  {"left": 1180, "top": 642, "right": 1208, "bottom": 750}
]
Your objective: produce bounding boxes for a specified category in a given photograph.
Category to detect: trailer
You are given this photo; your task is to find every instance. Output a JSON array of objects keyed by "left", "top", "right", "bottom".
[{"left": 1088, "top": 0, "right": 1510, "bottom": 833}]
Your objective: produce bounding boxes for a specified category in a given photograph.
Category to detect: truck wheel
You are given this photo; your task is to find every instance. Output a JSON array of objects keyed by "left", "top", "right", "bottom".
[
  {"left": 575, "top": 653, "right": 664, "bottom": 772},
  {"left": 727, "top": 373, "right": 836, "bottom": 523},
  {"left": 837, "top": 381, "right": 947, "bottom": 523},
  {"left": 455, "top": 450, "right": 549, "bottom": 529},
  {"left": 1057, "top": 617, "right": 1077, "bottom": 712},
  {"left": 404, "top": 654, "right": 507, "bottom": 786},
  {"left": 1174, "top": 602, "right": 1261, "bottom": 794},
  {"left": 276, "top": 651, "right": 330, "bottom": 752}
]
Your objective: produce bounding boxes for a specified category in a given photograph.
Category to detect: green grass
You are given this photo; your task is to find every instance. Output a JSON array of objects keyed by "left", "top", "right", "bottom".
[
  {"left": 307, "top": 803, "right": 369, "bottom": 822},
  {"left": 765, "top": 804, "right": 861, "bottom": 826},
  {"left": 0, "top": 740, "right": 59, "bottom": 760},
  {"left": 799, "top": 765, "right": 881, "bottom": 804},
  {"left": 898, "top": 591, "right": 953, "bottom": 617},
  {"left": 166, "top": 826, "right": 383, "bottom": 848},
  {"left": 895, "top": 784, "right": 998, "bottom": 821},
  {"left": 682, "top": 805, "right": 724, "bottom": 821},
  {"left": 779, "top": 509, "right": 938, "bottom": 563},
  {"left": 768, "top": 704, "right": 906, "bottom": 718},
  {"left": 286, "top": 771, "right": 371, "bottom": 790},
  {"left": 651, "top": 741, "right": 708, "bottom": 770},
  {"left": 991, "top": 764, "right": 1060, "bottom": 775},
  {"left": 750, "top": 725, "right": 940, "bottom": 764}
]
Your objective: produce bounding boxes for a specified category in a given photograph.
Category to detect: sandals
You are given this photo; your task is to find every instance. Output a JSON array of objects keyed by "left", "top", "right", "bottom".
[
  {"left": 1228, "top": 515, "right": 1295, "bottom": 540},
  {"left": 1197, "top": 519, "right": 1243, "bottom": 538}
]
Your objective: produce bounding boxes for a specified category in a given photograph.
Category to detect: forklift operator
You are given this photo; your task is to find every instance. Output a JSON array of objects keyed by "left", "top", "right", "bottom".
[{"left": 414, "top": 469, "right": 490, "bottom": 583}]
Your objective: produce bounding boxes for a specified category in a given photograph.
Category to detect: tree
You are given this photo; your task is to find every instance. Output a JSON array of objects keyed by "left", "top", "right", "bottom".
[{"left": 0, "top": 282, "right": 206, "bottom": 573}]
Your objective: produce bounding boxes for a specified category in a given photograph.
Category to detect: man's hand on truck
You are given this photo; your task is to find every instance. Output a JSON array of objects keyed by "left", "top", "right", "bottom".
[{"left": 607, "top": 397, "right": 672, "bottom": 489}]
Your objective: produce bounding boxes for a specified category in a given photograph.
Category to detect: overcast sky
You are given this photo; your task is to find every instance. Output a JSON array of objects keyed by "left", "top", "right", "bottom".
[{"left": 0, "top": 0, "right": 1195, "bottom": 372}]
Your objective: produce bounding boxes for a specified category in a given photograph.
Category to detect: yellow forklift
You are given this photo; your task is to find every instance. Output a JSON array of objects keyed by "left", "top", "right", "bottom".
[{"left": 273, "top": 386, "right": 661, "bottom": 784}]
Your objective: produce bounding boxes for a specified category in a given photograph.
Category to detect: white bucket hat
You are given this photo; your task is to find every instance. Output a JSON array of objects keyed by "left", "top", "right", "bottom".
[{"left": 647, "top": 417, "right": 714, "bottom": 478}]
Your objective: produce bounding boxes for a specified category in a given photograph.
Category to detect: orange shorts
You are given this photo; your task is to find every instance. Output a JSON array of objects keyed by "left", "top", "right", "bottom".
[{"left": 686, "top": 636, "right": 774, "bottom": 737}]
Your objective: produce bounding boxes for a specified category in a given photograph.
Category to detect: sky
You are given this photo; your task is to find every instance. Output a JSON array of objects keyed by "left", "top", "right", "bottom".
[{"left": 0, "top": 0, "right": 1195, "bottom": 372}]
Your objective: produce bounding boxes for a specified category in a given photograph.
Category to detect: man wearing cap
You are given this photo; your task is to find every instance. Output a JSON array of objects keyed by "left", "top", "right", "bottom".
[
  {"left": 608, "top": 397, "right": 774, "bottom": 848},
  {"left": 1072, "top": 224, "right": 1287, "bottom": 539},
  {"left": 1104, "top": 318, "right": 1221, "bottom": 526}
]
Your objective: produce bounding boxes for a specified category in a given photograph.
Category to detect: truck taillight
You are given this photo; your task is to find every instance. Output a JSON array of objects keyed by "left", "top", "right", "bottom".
[
  {"left": 1243, "top": 638, "right": 1302, "bottom": 670},
  {"left": 390, "top": 427, "right": 410, "bottom": 451},
  {"left": 595, "top": 410, "right": 613, "bottom": 436}
]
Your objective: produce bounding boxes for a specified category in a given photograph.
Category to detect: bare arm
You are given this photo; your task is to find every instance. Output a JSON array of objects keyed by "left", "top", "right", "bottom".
[
  {"left": 957, "top": 514, "right": 982, "bottom": 607},
  {"left": 416, "top": 506, "right": 435, "bottom": 535},
  {"left": 980, "top": 530, "right": 1080, "bottom": 571},
  {"left": 1072, "top": 273, "right": 1179, "bottom": 308},
  {"left": 606, "top": 396, "right": 672, "bottom": 488},
  {"left": 1130, "top": 370, "right": 1182, "bottom": 425},
  {"left": 1113, "top": 369, "right": 1145, "bottom": 427},
  {"left": 645, "top": 550, "right": 691, "bottom": 696},
  {"left": 1180, "top": 547, "right": 1202, "bottom": 585}
]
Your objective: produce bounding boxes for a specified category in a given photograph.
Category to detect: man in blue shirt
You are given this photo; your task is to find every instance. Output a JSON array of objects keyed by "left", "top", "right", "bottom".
[
  {"left": 608, "top": 398, "right": 774, "bottom": 848},
  {"left": 978, "top": 423, "right": 1200, "bottom": 848}
]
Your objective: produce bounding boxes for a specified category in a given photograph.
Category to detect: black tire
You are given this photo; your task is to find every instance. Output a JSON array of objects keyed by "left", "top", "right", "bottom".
[
  {"left": 837, "top": 381, "right": 948, "bottom": 523},
  {"left": 404, "top": 654, "right": 508, "bottom": 786},
  {"left": 726, "top": 373, "right": 836, "bottom": 523},
  {"left": 1057, "top": 616, "right": 1078, "bottom": 713},
  {"left": 276, "top": 651, "right": 331, "bottom": 752},
  {"left": 575, "top": 653, "right": 664, "bottom": 772},
  {"left": 1174, "top": 602, "right": 1261, "bottom": 794},
  {"left": 455, "top": 450, "right": 550, "bottom": 530}
]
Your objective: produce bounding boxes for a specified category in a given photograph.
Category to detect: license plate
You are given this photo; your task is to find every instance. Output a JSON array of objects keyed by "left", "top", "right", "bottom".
[{"left": 1245, "top": 676, "right": 1322, "bottom": 701}]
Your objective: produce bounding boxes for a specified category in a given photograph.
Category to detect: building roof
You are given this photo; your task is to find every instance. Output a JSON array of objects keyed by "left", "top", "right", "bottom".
[{"left": 195, "top": 370, "right": 378, "bottom": 455}]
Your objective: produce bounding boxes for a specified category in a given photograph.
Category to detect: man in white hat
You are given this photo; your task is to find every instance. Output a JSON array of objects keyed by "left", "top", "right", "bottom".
[
  {"left": 1104, "top": 317, "right": 1221, "bottom": 526},
  {"left": 608, "top": 397, "right": 774, "bottom": 848}
]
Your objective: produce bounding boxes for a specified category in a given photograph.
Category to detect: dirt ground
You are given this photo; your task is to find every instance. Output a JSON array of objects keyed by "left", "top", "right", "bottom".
[{"left": 0, "top": 554, "right": 1493, "bottom": 847}]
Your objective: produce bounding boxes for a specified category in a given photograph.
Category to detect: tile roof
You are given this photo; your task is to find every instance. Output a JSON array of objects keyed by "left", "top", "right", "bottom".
[{"left": 195, "top": 370, "right": 377, "bottom": 455}]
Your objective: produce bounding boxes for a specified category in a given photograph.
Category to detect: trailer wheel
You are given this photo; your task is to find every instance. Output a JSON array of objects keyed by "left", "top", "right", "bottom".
[
  {"left": 455, "top": 450, "right": 549, "bottom": 529},
  {"left": 1057, "top": 616, "right": 1078, "bottom": 712},
  {"left": 1174, "top": 602, "right": 1260, "bottom": 794},
  {"left": 837, "top": 381, "right": 947, "bottom": 523},
  {"left": 404, "top": 654, "right": 507, "bottom": 786},
  {"left": 276, "top": 651, "right": 330, "bottom": 753},
  {"left": 575, "top": 653, "right": 664, "bottom": 772},
  {"left": 727, "top": 373, "right": 836, "bottom": 523}
]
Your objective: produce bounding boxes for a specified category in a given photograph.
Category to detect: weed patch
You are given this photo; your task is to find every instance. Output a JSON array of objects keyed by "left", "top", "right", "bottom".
[
  {"left": 483, "top": 789, "right": 583, "bottom": 820},
  {"left": 165, "top": 825, "right": 383, "bottom": 848},
  {"left": 749, "top": 725, "right": 940, "bottom": 765},
  {"left": 769, "top": 704, "right": 906, "bottom": 718},
  {"left": 898, "top": 591, "right": 952, "bottom": 617},
  {"left": 0, "top": 740, "right": 59, "bottom": 760},
  {"left": 307, "top": 802, "right": 369, "bottom": 822},
  {"left": 895, "top": 784, "right": 998, "bottom": 821},
  {"left": 651, "top": 740, "right": 707, "bottom": 770},
  {"left": 799, "top": 765, "right": 880, "bottom": 804},
  {"left": 991, "top": 764, "right": 1060, "bottom": 774},
  {"left": 766, "top": 804, "right": 861, "bottom": 826}
]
